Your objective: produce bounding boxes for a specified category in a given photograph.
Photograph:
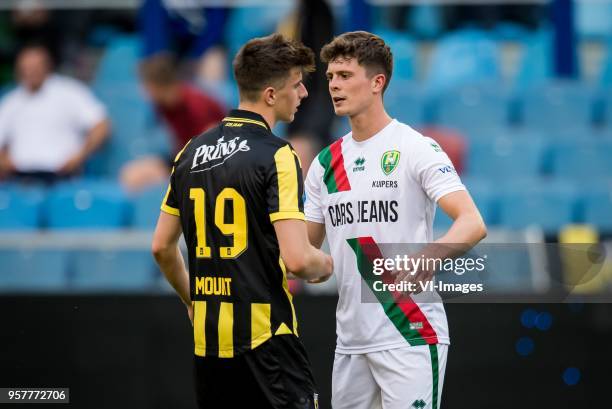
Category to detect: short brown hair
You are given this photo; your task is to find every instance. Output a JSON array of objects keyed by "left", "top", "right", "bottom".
[
  {"left": 139, "top": 54, "right": 178, "bottom": 86},
  {"left": 233, "top": 34, "right": 315, "bottom": 102},
  {"left": 321, "top": 31, "right": 393, "bottom": 93}
]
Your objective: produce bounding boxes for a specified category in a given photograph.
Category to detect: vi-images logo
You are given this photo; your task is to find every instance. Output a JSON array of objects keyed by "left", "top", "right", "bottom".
[{"left": 381, "top": 150, "right": 400, "bottom": 175}]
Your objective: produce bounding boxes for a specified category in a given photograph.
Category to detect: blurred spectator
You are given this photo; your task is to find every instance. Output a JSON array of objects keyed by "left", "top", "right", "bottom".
[
  {"left": 0, "top": 45, "right": 109, "bottom": 183},
  {"left": 120, "top": 54, "right": 225, "bottom": 191},
  {"left": 138, "top": 0, "right": 227, "bottom": 77},
  {"left": 282, "top": 0, "right": 335, "bottom": 176}
]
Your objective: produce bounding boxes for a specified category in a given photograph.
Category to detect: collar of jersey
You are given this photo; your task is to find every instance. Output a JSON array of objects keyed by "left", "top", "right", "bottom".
[{"left": 223, "top": 109, "right": 270, "bottom": 131}]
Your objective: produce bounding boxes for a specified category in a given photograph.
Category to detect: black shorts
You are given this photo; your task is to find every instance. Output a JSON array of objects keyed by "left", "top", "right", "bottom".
[{"left": 194, "top": 335, "right": 318, "bottom": 409}]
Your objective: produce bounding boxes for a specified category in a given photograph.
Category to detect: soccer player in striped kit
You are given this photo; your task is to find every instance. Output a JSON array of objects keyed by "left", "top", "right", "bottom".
[{"left": 305, "top": 32, "right": 487, "bottom": 409}]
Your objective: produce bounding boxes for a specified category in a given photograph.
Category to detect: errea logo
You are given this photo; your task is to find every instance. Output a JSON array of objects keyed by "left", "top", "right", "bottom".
[{"left": 353, "top": 157, "right": 366, "bottom": 172}]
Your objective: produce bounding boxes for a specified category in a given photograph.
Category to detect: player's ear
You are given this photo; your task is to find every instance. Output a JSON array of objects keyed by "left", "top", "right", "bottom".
[
  {"left": 263, "top": 87, "right": 276, "bottom": 106},
  {"left": 371, "top": 73, "right": 386, "bottom": 94}
]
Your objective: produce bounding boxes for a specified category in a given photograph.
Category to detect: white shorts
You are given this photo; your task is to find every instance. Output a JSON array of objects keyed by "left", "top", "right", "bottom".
[{"left": 332, "top": 344, "right": 448, "bottom": 409}]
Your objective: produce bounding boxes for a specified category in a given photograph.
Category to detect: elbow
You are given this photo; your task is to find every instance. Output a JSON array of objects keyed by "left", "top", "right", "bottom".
[
  {"left": 151, "top": 239, "right": 170, "bottom": 262},
  {"left": 476, "top": 218, "right": 487, "bottom": 242}
]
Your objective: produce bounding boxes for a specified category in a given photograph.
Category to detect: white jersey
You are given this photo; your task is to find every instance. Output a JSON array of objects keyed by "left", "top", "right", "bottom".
[{"left": 305, "top": 119, "right": 465, "bottom": 354}]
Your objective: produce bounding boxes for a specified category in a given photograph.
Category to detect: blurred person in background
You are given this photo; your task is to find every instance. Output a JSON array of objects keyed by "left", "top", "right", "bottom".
[
  {"left": 0, "top": 45, "right": 109, "bottom": 183},
  {"left": 139, "top": 0, "right": 227, "bottom": 79},
  {"left": 280, "top": 0, "right": 335, "bottom": 177},
  {"left": 120, "top": 54, "right": 225, "bottom": 192}
]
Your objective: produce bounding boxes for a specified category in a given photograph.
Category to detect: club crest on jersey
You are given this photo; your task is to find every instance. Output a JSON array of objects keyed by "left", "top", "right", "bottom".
[
  {"left": 191, "top": 136, "right": 250, "bottom": 172},
  {"left": 381, "top": 150, "right": 400, "bottom": 175}
]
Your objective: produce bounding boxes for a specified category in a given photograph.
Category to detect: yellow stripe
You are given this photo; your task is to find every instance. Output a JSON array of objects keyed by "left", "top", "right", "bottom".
[
  {"left": 273, "top": 145, "right": 300, "bottom": 217},
  {"left": 222, "top": 117, "right": 268, "bottom": 130},
  {"left": 279, "top": 257, "right": 298, "bottom": 336},
  {"left": 218, "top": 302, "right": 234, "bottom": 358},
  {"left": 194, "top": 301, "right": 206, "bottom": 357},
  {"left": 251, "top": 303, "right": 272, "bottom": 350},
  {"left": 269, "top": 211, "right": 305, "bottom": 222},
  {"left": 160, "top": 184, "right": 180, "bottom": 216}
]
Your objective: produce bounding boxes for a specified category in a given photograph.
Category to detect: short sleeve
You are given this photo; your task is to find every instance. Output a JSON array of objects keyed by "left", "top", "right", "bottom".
[
  {"left": 267, "top": 144, "right": 305, "bottom": 222},
  {"left": 160, "top": 168, "right": 180, "bottom": 216},
  {"left": 69, "top": 81, "right": 107, "bottom": 131},
  {"left": 411, "top": 136, "right": 466, "bottom": 202},
  {"left": 304, "top": 159, "right": 325, "bottom": 224}
]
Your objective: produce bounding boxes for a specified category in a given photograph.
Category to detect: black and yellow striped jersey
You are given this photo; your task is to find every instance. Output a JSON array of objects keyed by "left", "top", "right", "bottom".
[{"left": 161, "top": 109, "right": 304, "bottom": 358}]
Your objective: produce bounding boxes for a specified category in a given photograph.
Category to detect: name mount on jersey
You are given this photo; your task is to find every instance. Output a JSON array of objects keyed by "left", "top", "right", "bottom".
[{"left": 191, "top": 136, "right": 250, "bottom": 172}]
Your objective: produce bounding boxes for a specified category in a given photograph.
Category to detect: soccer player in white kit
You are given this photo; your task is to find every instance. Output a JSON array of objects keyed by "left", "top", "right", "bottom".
[{"left": 304, "top": 32, "right": 487, "bottom": 409}]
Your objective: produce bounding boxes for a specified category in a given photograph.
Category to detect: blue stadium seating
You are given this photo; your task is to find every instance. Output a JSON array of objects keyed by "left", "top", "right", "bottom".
[
  {"left": 550, "top": 139, "right": 612, "bottom": 181},
  {"left": 131, "top": 184, "right": 167, "bottom": 228},
  {"left": 514, "top": 29, "right": 554, "bottom": 89},
  {"left": 43, "top": 180, "right": 131, "bottom": 229},
  {"left": 374, "top": 30, "right": 415, "bottom": 80},
  {"left": 434, "top": 84, "right": 510, "bottom": 134},
  {"left": 517, "top": 81, "right": 595, "bottom": 134},
  {"left": 0, "top": 249, "right": 69, "bottom": 291},
  {"left": 385, "top": 80, "right": 427, "bottom": 125},
  {"left": 71, "top": 249, "right": 157, "bottom": 290},
  {"left": 433, "top": 177, "right": 498, "bottom": 230},
  {"left": 498, "top": 180, "right": 578, "bottom": 232},
  {"left": 426, "top": 29, "right": 500, "bottom": 93},
  {"left": 224, "top": 4, "right": 293, "bottom": 64},
  {"left": 466, "top": 136, "right": 546, "bottom": 179},
  {"left": 582, "top": 189, "right": 612, "bottom": 232},
  {"left": 0, "top": 184, "right": 45, "bottom": 230},
  {"left": 92, "top": 35, "right": 141, "bottom": 88}
]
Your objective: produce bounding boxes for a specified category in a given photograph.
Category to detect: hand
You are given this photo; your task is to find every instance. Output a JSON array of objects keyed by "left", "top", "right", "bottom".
[
  {"left": 308, "top": 255, "right": 334, "bottom": 284},
  {"left": 393, "top": 262, "right": 434, "bottom": 295},
  {"left": 58, "top": 152, "right": 86, "bottom": 175},
  {"left": 0, "top": 153, "right": 16, "bottom": 177},
  {"left": 186, "top": 303, "right": 194, "bottom": 326}
]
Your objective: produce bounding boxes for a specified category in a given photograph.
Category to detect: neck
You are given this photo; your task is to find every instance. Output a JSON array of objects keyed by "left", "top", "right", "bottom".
[
  {"left": 237, "top": 101, "right": 275, "bottom": 129},
  {"left": 349, "top": 100, "right": 392, "bottom": 142}
]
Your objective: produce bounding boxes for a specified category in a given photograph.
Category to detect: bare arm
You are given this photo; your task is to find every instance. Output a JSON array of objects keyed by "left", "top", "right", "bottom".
[
  {"left": 59, "top": 119, "right": 111, "bottom": 174},
  {"left": 435, "top": 190, "right": 487, "bottom": 256},
  {"left": 274, "top": 219, "right": 332, "bottom": 282},
  {"left": 307, "top": 221, "right": 326, "bottom": 249},
  {"left": 152, "top": 211, "right": 191, "bottom": 307}
]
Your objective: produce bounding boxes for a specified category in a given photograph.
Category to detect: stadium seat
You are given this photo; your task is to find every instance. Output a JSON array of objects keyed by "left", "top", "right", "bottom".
[
  {"left": 419, "top": 126, "right": 467, "bottom": 174},
  {"left": 92, "top": 35, "right": 141, "bottom": 88},
  {"left": 0, "top": 184, "right": 45, "bottom": 230},
  {"left": 44, "top": 180, "right": 131, "bottom": 229},
  {"left": 374, "top": 30, "right": 415, "bottom": 81},
  {"left": 71, "top": 249, "right": 157, "bottom": 290},
  {"left": 224, "top": 4, "right": 294, "bottom": 62},
  {"left": 426, "top": 29, "right": 500, "bottom": 93},
  {"left": 0, "top": 249, "right": 69, "bottom": 291},
  {"left": 433, "top": 83, "right": 510, "bottom": 134},
  {"left": 550, "top": 139, "right": 612, "bottom": 181},
  {"left": 583, "top": 190, "right": 612, "bottom": 233},
  {"left": 498, "top": 180, "right": 578, "bottom": 232},
  {"left": 434, "top": 177, "right": 498, "bottom": 230},
  {"left": 131, "top": 184, "right": 167, "bottom": 228},
  {"left": 466, "top": 136, "right": 547, "bottom": 179},
  {"left": 517, "top": 81, "right": 595, "bottom": 134},
  {"left": 385, "top": 80, "right": 427, "bottom": 126},
  {"left": 514, "top": 29, "right": 557, "bottom": 90}
]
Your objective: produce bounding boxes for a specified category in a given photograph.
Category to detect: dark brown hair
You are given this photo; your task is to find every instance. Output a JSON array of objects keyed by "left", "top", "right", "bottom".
[
  {"left": 233, "top": 33, "right": 315, "bottom": 102},
  {"left": 139, "top": 54, "right": 178, "bottom": 86},
  {"left": 321, "top": 31, "right": 393, "bottom": 92}
]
